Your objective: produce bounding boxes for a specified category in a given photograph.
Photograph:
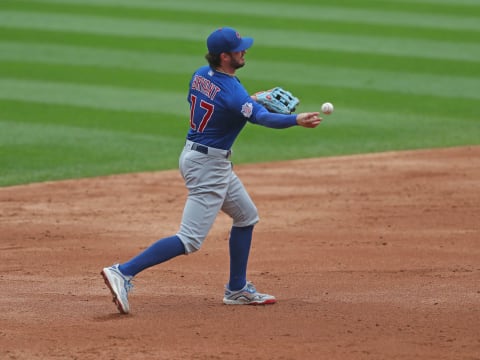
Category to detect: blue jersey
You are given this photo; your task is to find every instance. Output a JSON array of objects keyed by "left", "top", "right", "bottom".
[{"left": 186, "top": 65, "right": 297, "bottom": 150}]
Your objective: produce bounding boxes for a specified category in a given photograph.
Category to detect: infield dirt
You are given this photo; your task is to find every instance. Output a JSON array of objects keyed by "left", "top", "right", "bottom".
[{"left": 1, "top": 146, "right": 479, "bottom": 359}]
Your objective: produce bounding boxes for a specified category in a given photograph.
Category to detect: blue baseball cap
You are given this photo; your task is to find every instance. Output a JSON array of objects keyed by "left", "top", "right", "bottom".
[{"left": 207, "top": 27, "right": 254, "bottom": 54}]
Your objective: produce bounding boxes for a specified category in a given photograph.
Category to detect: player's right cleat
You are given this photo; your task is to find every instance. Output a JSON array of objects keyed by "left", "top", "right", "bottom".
[
  {"left": 223, "top": 281, "right": 276, "bottom": 305},
  {"left": 101, "top": 264, "right": 133, "bottom": 314}
]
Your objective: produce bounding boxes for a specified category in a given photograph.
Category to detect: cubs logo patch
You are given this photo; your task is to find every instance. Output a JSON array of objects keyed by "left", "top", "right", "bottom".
[{"left": 241, "top": 102, "right": 253, "bottom": 118}]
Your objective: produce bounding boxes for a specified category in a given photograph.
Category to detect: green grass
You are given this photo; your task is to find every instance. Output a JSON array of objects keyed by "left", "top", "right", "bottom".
[{"left": 1, "top": 0, "right": 479, "bottom": 186}]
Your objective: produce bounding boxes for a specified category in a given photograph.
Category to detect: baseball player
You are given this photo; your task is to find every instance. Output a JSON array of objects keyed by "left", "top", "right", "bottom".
[{"left": 101, "top": 27, "right": 321, "bottom": 314}]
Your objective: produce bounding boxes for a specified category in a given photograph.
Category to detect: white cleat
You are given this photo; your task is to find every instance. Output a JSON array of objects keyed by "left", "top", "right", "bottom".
[
  {"left": 223, "top": 281, "right": 276, "bottom": 305},
  {"left": 101, "top": 264, "right": 133, "bottom": 314}
]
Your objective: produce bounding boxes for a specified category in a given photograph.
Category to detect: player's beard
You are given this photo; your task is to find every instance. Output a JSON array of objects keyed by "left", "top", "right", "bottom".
[{"left": 230, "top": 57, "right": 245, "bottom": 70}]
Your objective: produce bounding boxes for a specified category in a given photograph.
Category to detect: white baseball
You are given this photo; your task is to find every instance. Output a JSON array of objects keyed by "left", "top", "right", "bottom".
[{"left": 321, "top": 102, "right": 334, "bottom": 115}]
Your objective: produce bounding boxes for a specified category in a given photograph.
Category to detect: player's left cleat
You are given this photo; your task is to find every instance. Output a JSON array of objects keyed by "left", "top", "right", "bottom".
[
  {"left": 223, "top": 281, "right": 276, "bottom": 305},
  {"left": 101, "top": 264, "right": 133, "bottom": 314}
]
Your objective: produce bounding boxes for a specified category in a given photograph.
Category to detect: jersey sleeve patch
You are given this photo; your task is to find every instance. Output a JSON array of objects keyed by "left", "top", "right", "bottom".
[{"left": 241, "top": 102, "right": 253, "bottom": 118}]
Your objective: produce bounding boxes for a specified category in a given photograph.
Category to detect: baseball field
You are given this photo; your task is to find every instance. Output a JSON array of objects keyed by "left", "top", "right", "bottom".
[{"left": 1, "top": 0, "right": 479, "bottom": 359}]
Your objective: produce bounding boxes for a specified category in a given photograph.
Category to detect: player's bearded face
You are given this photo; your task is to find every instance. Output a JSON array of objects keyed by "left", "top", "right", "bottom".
[{"left": 228, "top": 51, "right": 246, "bottom": 69}]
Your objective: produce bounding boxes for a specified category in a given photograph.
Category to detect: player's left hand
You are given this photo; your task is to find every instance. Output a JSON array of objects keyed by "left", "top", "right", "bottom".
[
  {"left": 253, "top": 87, "right": 300, "bottom": 114},
  {"left": 296, "top": 112, "right": 322, "bottom": 128}
]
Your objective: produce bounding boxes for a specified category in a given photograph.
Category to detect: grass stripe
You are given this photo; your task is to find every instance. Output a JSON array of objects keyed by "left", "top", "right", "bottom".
[
  {"left": 2, "top": 75, "right": 479, "bottom": 124},
  {"left": 8, "top": 0, "right": 480, "bottom": 28},
  {"left": 276, "top": 83, "right": 480, "bottom": 121},
  {"left": 364, "top": 0, "right": 480, "bottom": 6},
  {"left": 1, "top": 50, "right": 478, "bottom": 101},
  {"left": 246, "top": 62, "right": 480, "bottom": 101},
  {"left": 2, "top": 1, "right": 480, "bottom": 43},
  {"left": 241, "top": 0, "right": 480, "bottom": 7},
  {"left": 0, "top": 11, "right": 478, "bottom": 62},
  {"left": 0, "top": 41, "right": 197, "bottom": 75},
  {"left": 253, "top": 45, "right": 480, "bottom": 78},
  {"left": 0, "top": 100, "right": 186, "bottom": 135},
  {"left": 0, "top": 119, "right": 184, "bottom": 186},
  {"left": 250, "top": 0, "right": 480, "bottom": 11},
  {"left": 1, "top": 30, "right": 479, "bottom": 78},
  {"left": 0, "top": 27, "right": 204, "bottom": 54},
  {"left": 0, "top": 60, "right": 192, "bottom": 94},
  {"left": 0, "top": 78, "right": 188, "bottom": 115}
]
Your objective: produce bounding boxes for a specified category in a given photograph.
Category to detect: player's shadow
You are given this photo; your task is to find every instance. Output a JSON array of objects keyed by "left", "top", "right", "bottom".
[{"left": 92, "top": 313, "right": 130, "bottom": 321}]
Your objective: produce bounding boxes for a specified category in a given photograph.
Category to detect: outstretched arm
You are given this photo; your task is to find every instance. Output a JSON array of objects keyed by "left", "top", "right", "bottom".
[{"left": 252, "top": 107, "right": 322, "bottom": 129}]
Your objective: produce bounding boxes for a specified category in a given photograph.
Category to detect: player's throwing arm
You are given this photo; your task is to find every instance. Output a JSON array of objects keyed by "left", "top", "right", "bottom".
[{"left": 252, "top": 86, "right": 332, "bottom": 128}]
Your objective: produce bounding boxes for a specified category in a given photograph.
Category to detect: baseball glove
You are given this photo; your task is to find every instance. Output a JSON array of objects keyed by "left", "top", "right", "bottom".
[{"left": 254, "top": 87, "right": 300, "bottom": 114}]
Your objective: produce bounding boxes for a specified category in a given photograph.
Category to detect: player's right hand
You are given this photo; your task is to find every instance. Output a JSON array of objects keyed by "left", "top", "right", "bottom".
[{"left": 296, "top": 112, "right": 322, "bottom": 128}]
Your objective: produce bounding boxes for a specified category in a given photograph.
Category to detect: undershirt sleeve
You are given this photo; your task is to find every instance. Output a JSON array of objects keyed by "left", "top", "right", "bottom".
[{"left": 251, "top": 106, "right": 298, "bottom": 129}]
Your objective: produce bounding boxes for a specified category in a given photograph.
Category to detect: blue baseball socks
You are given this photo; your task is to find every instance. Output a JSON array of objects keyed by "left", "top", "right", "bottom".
[
  {"left": 118, "top": 235, "right": 185, "bottom": 277},
  {"left": 228, "top": 225, "right": 253, "bottom": 291},
  {"left": 117, "top": 226, "right": 253, "bottom": 291}
]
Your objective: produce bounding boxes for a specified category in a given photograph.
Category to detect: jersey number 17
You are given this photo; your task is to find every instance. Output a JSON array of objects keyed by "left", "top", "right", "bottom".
[{"left": 190, "top": 94, "right": 214, "bottom": 133}]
